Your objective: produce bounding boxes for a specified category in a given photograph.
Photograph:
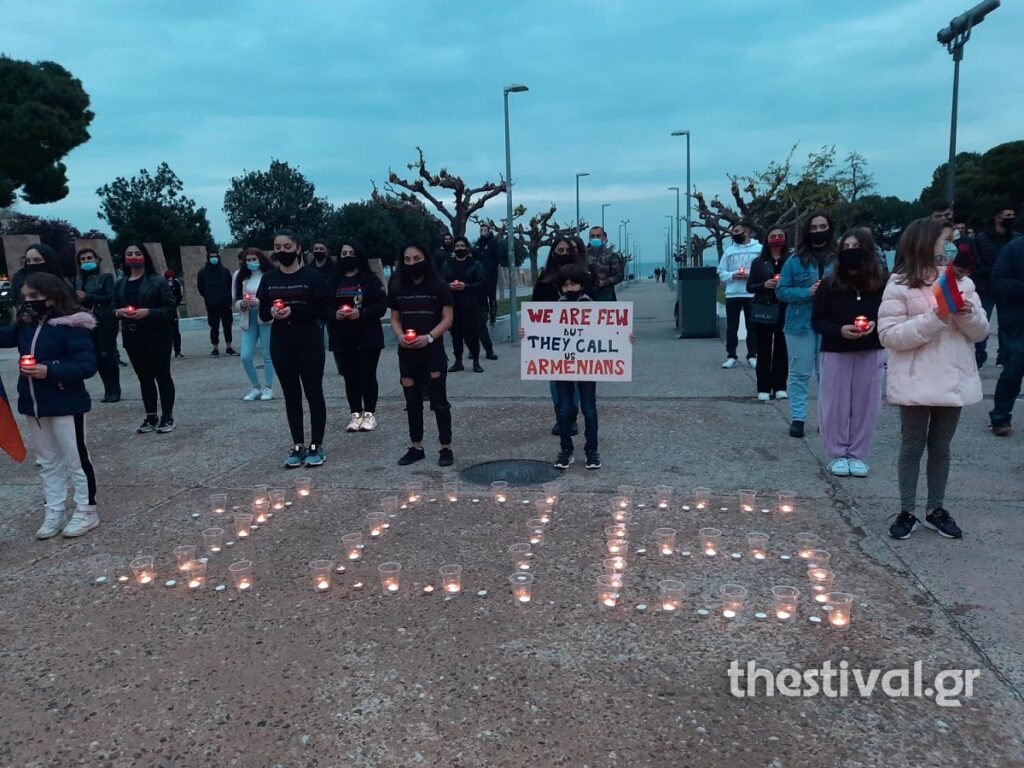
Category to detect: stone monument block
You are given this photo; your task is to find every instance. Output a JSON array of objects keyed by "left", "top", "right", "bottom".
[
  {"left": 1, "top": 234, "right": 41, "bottom": 274},
  {"left": 179, "top": 245, "right": 209, "bottom": 318},
  {"left": 144, "top": 243, "right": 168, "bottom": 275}
]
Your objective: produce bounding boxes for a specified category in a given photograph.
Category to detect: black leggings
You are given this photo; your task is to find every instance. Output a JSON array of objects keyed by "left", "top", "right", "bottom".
[
  {"left": 124, "top": 329, "right": 175, "bottom": 417},
  {"left": 207, "top": 305, "right": 233, "bottom": 346},
  {"left": 271, "top": 326, "right": 327, "bottom": 446},
  {"left": 333, "top": 342, "right": 382, "bottom": 413},
  {"left": 93, "top": 321, "right": 120, "bottom": 394},
  {"left": 753, "top": 323, "right": 788, "bottom": 393},
  {"left": 399, "top": 348, "right": 452, "bottom": 445},
  {"left": 450, "top": 303, "right": 480, "bottom": 361}
]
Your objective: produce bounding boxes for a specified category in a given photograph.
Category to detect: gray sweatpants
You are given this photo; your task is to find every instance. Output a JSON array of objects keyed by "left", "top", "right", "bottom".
[{"left": 898, "top": 405, "right": 961, "bottom": 513}]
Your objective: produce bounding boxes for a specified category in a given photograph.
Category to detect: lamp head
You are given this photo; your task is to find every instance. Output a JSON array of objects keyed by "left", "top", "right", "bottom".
[
  {"left": 937, "top": 0, "right": 999, "bottom": 44},
  {"left": 671, "top": 130, "right": 690, "bottom": 137},
  {"left": 504, "top": 84, "right": 529, "bottom": 93}
]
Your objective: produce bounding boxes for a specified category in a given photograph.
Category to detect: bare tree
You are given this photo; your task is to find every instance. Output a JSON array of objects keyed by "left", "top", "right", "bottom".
[{"left": 478, "top": 204, "right": 590, "bottom": 281}]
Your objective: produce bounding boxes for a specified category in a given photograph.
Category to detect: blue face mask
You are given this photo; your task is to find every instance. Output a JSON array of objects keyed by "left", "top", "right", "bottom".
[
  {"left": 80, "top": 261, "right": 98, "bottom": 272},
  {"left": 209, "top": 257, "right": 219, "bottom": 266},
  {"left": 939, "top": 242, "right": 957, "bottom": 264},
  {"left": 589, "top": 238, "right": 604, "bottom": 248},
  {"left": 245, "top": 261, "right": 260, "bottom": 271}
]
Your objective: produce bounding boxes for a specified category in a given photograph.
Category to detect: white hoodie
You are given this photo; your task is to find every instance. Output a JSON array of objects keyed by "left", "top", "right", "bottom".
[{"left": 717, "top": 239, "right": 762, "bottom": 299}]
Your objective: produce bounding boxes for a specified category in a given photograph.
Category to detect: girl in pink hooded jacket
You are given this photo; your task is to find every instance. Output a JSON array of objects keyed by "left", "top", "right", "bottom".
[{"left": 878, "top": 218, "right": 989, "bottom": 542}]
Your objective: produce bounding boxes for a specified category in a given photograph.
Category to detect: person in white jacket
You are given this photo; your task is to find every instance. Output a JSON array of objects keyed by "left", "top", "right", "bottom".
[
  {"left": 717, "top": 222, "right": 761, "bottom": 368},
  {"left": 232, "top": 248, "right": 275, "bottom": 401},
  {"left": 877, "top": 218, "right": 989, "bottom": 542}
]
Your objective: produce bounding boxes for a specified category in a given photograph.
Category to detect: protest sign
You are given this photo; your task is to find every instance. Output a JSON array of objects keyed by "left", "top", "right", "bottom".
[{"left": 520, "top": 301, "right": 633, "bottom": 382}]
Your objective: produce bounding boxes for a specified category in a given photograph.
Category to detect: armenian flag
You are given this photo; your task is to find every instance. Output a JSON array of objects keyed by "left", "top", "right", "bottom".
[
  {"left": 0, "top": 371, "right": 26, "bottom": 463},
  {"left": 933, "top": 264, "right": 965, "bottom": 318}
]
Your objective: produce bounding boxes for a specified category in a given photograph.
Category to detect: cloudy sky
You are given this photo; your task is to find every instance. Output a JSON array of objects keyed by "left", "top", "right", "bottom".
[{"left": 4, "top": 0, "right": 1022, "bottom": 268}]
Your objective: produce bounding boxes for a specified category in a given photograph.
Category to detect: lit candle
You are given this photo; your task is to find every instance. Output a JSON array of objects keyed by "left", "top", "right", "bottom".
[
  {"left": 808, "top": 568, "right": 835, "bottom": 603},
  {"left": 19, "top": 354, "right": 36, "bottom": 369},
  {"left": 510, "top": 543, "right": 532, "bottom": 571},
  {"left": 310, "top": 560, "right": 332, "bottom": 592},
  {"left": 440, "top": 564, "right": 462, "bottom": 595},
  {"left": 272, "top": 299, "right": 285, "bottom": 311},
  {"left": 295, "top": 477, "right": 311, "bottom": 498},
  {"left": 738, "top": 489, "right": 756, "bottom": 513},
  {"left": 659, "top": 579, "right": 684, "bottom": 613},
  {"left": 367, "top": 511, "right": 387, "bottom": 538},
  {"left": 403, "top": 328, "right": 417, "bottom": 342},
  {"left": 230, "top": 560, "right": 253, "bottom": 592},
  {"left": 269, "top": 489, "right": 286, "bottom": 511},
  {"left": 527, "top": 519, "right": 545, "bottom": 546},
  {"left": 125, "top": 305, "right": 137, "bottom": 314},
  {"left": 655, "top": 485, "right": 673, "bottom": 509},
  {"left": 510, "top": 572, "right": 534, "bottom": 605},
  {"left": 597, "top": 575, "right": 619, "bottom": 608},
  {"left": 378, "top": 562, "right": 401, "bottom": 594},
  {"left": 854, "top": 315, "right": 870, "bottom": 333},
  {"left": 747, "top": 532, "right": 769, "bottom": 561},
  {"left": 699, "top": 527, "right": 721, "bottom": 557},
  {"left": 655, "top": 528, "right": 677, "bottom": 557},
  {"left": 209, "top": 493, "right": 227, "bottom": 515},
  {"left": 604, "top": 556, "right": 626, "bottom": 574},
  {"left": 341, "top": 304, "right": 352, "bottom": 314},
  {"left": 693, "top": 487, "right": 711, "bottom": 510},
  {"left": 342, "top": 533, "right": 363, "bottom": 561},
  {"left": 826, "top": 592, "right": 853, "bottom": 630},
  {"left": 606, "top": 538, "right": 627, "bottom": 555}
]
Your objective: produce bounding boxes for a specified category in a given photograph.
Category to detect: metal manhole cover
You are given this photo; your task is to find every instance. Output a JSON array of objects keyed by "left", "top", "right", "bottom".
[{"left": 460, "top": 460, "right": 562, "bottom": 486}]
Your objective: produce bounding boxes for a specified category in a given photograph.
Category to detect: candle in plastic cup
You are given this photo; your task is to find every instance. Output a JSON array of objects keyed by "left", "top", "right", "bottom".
[
  {"left": 777, "top": 490, "right": 796, "bottom": 513},
  {"left": 604, "top": 523, "right": 627, "bottom": 541},
  {"left": 659, "top": 579, "right": 685, "bottom": 612},
  {"left": 805, "top": 549, "right": 831, "bottom": 570},
  {"left": 772, "top": 585, "right": 799, "bottom": 622},
  {"left": 366, "top": 511, "right": 388, "bottom": 538},
  {"left": 693, "top": 487, "right": 712, "bottom": 510},
  {"left": 738, "top": 489, "right": 756, "bottom": 512},
  {"left": 251, "top": 499, "right": 269, "bottom": 525},
  {"left": 826, "top": 592, "right": 853, "bottom": 629},
  {"left": 720, "top": 583, "right": 748, "bottom": 619},
  {"left": 747, "top": 532, "right": 769, "bottom": 561},
  {"left": 403, "top": 480, "right": 423, "bottom": 504},
  {"left": 491, "top": 480, "right": 509, "bottom": 504},
  {"left": 655, "top": 527, "right": 677, "bottom": 556},
  {"left": 699, "top": 527, "right": 721, "bottom": 556},
  {"left": 269, "top": 489, "right": 286, "bottom": 511},
  {"left": 342, "top": 532, "right": 363, "bottom": 561},
  {"left": 796, "top": 532, "right": 821, "bottom": 559},
  {"left": 654, "top": 485, "right": 674, "bottom": 509},
  {"left": 230, "top": 560, "right": 253, "bottom": 591},
  {"left": 443, "top": 481, "right": 460, "bottom": 503},
  {"left": 854, "top": 315, "right": 870, "bottom": 333},
  {"left": 808, "top": 568, "right": 835, "bottom": 603},
  {"left": 606, "top": 538, "right": 628, "bottom": 555},
  {"left": 380, "top": 496, "right": 399, "bottom": 521},
  {"left": 295, "top": 477, "right": 312, "bottom": 498},
  {"left": 310, "top": 559, "right": 333, "bottom": 592},
  {"left": 251, "top": 484, "right": 268, "bottom": 505},
  {"left": 611, "top": 501, "right": 631, "bottom": 523},
  {"left": 187, "top": 559, "right": 207, "bottom": 590},
  {"left": 603, "top": 556, "right": 627, "bottom": 575},
  {"left": 615, "top": 486, "right": 635, "bottom": 506},
  {"left": 378, "top": 562, "right": 401, "bottom": 594},
  {"left": 534, "top": 498, "right": 552, "bottom": 524},
  {"left": 439, "top": 564, "right": 463, "bottom": 595},
  {"left": 130, "top": 556, "right": 155, "bottom": 586},
  {"left": 87, "top": 554, "right": 114, "bottom": 585},
  {"left": 542, "top": 481, "right": 561, "bottom": 506},
  {"left": 234, "top": 513, "right": 253, "bottom": 539},
  {"left": 174, "top": 545, "right": 197, "bottom": 573},
  {"left": 510, "top": 572, "right": 534, "bottom": 605},
  {"left": 527, "top": 518, "right": 545, "bottom": 545},
  {"left": 403, "top": 328, "right": 417, "bottom": 341},
  {"left": 509, "top": 543, "right": 532, "bottom": 570},
  {"left": 203, "top": 527, "right": 224, "bottom": 554},
  {"left": 19, "top": 354, "right": 36, "bottom": 369},
  {"left": 597, "top": 575, "right": 620, "bottom": 609},
  {"left": 209, "top": 492, "right": 227, "bottom": 516}
]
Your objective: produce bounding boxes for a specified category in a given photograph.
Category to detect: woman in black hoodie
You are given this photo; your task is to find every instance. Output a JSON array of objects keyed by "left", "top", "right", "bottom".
[
  {"left": 75, "top": 247, "right": 120, "bottom": 402},
  {"left": 11, "top": 243, "right": 66, "bottom": 308},
  {"left": 746, "top": 227, "right": 790, "bottom": 401},
  {"left": 442, "top": 237, "right": 486, "bottom": 373}
]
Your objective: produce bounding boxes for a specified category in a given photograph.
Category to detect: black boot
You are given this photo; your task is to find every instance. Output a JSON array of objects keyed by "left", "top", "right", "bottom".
[
  {"left": 472, "top": 359, "right": 484, "bottom": 373},
  {"left": 448, "top": 359, "right": 464, "bottom": 372},
  {"left": 107, "top": 387, "right": 121, "bottom": 403}
]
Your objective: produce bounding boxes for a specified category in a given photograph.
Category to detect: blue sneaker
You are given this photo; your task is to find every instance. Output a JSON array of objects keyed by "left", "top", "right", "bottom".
[
  {"left": 304, "top": 444, "right": 325, "bottom": 467},
  {"left": 284, "top": 444, "right": 307, "bottom": 469}
]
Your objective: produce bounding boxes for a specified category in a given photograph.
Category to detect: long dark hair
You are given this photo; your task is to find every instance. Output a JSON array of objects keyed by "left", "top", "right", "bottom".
[
  {"left": 22, "top": 243, "right": 63, "bottom": 278},
  {"left": 895, "top": 218, "right": 945, "bottom": 289},
  {"left": 541, "top": 236, "right": 581, "bottom": 283},
  {"left": 757, "top": 228, "right": 790, "bottom": 267},
  {"left": 394, "top": 242, "right": 442, "bottom": 292},
  {"left": 797, "top": 211, "right": 836, "bottom": 268},
  {"left": 336, "top": 241, "right": 371, "bottom": 276},
  {"left": 124, "top": 242, "right": 158, "bottom": 276},
  {"left": 825, "top": 227, "right": 884, "bottom": 293},
  {"left": 23, "top": 273, "right": 81, "bottom": 319},
  {"left": 234, "top": 247, "right": 273, "bottom": 296}
]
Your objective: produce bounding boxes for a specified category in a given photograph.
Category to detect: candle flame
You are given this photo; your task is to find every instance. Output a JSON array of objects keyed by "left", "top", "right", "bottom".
[
  {"left": 662, "top": 602, "right": 677, "bottom": 611},
  {"left": 704, "top": 548, "right": 717, "bottom": 556},
  {"left": 776, "top": 610, "right": 791, "bottom": 620},
  {"left": 723, "top": 609, "right": 736, "bottom": 618},
  {"left": 517, "top": 594, "right": 531, "bottom": 603}
]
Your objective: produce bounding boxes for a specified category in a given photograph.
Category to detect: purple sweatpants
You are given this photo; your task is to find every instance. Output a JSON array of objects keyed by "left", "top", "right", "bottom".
[{"left": 818, "top": 349, "right": 884, "bottom": 460}]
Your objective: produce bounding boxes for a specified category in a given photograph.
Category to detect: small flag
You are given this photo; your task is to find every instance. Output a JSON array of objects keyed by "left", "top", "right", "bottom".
[
  {"left": 0, "top": 372, "right": 26, "bottom": 463},
  {"left": 933, "top": 264, "right": 965, "bottom": 318}
]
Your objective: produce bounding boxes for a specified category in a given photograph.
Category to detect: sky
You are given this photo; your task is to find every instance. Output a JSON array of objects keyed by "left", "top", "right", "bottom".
[{"left": 3, "top": 0, "right": 1022, "bottom": 272}]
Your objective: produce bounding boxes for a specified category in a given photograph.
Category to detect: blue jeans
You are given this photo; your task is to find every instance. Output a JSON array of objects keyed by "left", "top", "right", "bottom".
[
  {"left": 990, "top": 331, "right": 1024, "bottom": 427},
  {"left": 555, "top": 381, "right": 598, "bottom": 453},
  {"left": 241, "top": 315, "right": 275, "bottom": 389},
  {"left": 785, "top": 331, "right": 820, "bottom": 422},
  {"left": 550, "top": 380, "right": 579, "bottom": 423}
]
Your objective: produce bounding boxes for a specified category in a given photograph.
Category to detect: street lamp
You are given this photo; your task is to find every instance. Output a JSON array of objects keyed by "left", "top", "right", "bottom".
[
  {"left": 672, "top": 130, "right": 691, "bottom": 336},
  {"left": 503, "top": 83, "right": 528, "bottom": 341},
  {"left": 937, "top": 0, "right": 1000, "bottom": 206},
  {"left": 575, "top": 172, "right": 590, "bottom": 232},
  {"left": 601, "top": 203, "right": 611, "bottom": 231},
  {"left": 665, "top": 214, "right": 674, "bottom": 283},
  {"left": 622, "top": 219, "right": 630, "bottom": 255},
  {"left": 668, "top": 186, "right": 681, "bottom": 266}
]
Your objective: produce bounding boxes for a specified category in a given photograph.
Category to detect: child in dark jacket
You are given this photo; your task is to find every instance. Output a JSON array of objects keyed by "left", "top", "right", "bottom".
[{"left": 0, "top": 273, "right": 99, "bottom": 538}]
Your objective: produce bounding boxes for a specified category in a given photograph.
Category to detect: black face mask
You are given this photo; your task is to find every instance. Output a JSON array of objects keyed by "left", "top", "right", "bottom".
[
  {"left": 454, "top": 249, "right": 468, "bottom": 259},
  {"left": 838, "top": 249, "right": 866, "bottom": 272},
  {"left": 24, "top": 263, "right": 47, "bottom": 274},
  {"left": 405, "top": 261, "right": 427, "bottom": 280},
  {"left": 1001, "top": 219, "right": 1016, "bottom": 232},
  {"left": 561, "top": 289, "right": 582, "bottom": 301},
  {"left": 20, "top": 299, "right": 49, "bottom": 321},
  {"left": 314, "top": 252, "right": 327, "bottom": 262},
  {"left": 275, "top": 251, "right": 297, "bottom": 267},
  {"left": 809, "top": 230, "right": 831, "bottom": 248},
  {"left": 338, "top": 256, "right": 358, "bottom": 272},
  {"left": 732, "top": 234, "right": 747, "bottom": 244},
  {"left": 552, "top": 253, "right": 572, "bottom": 268}
]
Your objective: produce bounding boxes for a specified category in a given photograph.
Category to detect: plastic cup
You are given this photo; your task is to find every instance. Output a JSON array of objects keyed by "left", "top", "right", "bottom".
[
  {"left": 796, "top": 532, "right": 821, "bottom": 559},
  {"left": 772, "top": 585, "right": 799, "bottom": 622},
  {"left": 491, "top": 481, "right": 509, "bottom": 504},
  {"left": 310, "top": 559, "right": 333, "bottom": 592},
  {"left": 542, "top": 481, "right": 562, "bottom": 506},
  {"left": 378, "top": 562, "right": 401, "bottom": 594},
  {"left": 510, "top": 572, "right": 534, "bottom": 605},
  {"left": 403, "top": 480, "right": 423, "bottom": 505},
  {"left": 659, "top": 579, "right": 685, "bottom": 613},
  {"left": 342, "top": 532, "right": 363, "bottom": 561},
  {"left": 610, "top": 495, "right": 630, "bottom": 515},
  {"left": 747, "top": 532, "right": 769, "bottom": 561},
  {"left": 381, "top": 495, "right": 399, "bottom": 518},
  {"left": 203, "top": 527, "right": 224, "bottom": 554},
  {"left": 603, "top": 556, "right": 627, "bottom": 575},
  {"left": 366, "top": 511, "right": 388, "bottom": 538},
  {"left": 808, "top": 568, "right": 835, "bottom": 603},
  {"left": 720, "top": 583, "right": 748, "bottom": 619},
  {"left": 295, "top": 476, "right": 312, "bottom": 498},
  {"left": 604, "top": 523, "right": 627, "bottom": 541},
  {"left": 693, "top": 487, "right": 712, "bottom": 510},
  {"left": 174, "top": 545, "right": 197, "bottom": 573},
  {"left": 439, "top": 564, "right": 463, "bottom": 595},
  {"left": 509, "top": 542, "right": 532, "bottom": 571},
  {"left": 805, "top": 549, "right": 831, "bottom": 570},
  {"left": 229, "top": 560, "right": 253, "bottom": 591},
  {"left": 527, "top": 518, "right": 545, "bottom": 545},
  {"left": 777, "top": 490, "right": 796, "bottom": 513},
  {"left": 738, "top": 489, "right": 756, "bottom": 512},
  {"left": 130, "top": 556, "right": 155, "bottom": 586},
  {"left": 699, "top": 527, "right": 722, "bottom": 557},
  {"left": 87, "top": 554, "right": 114, "bottom": 585},
  {"left": 443, "top": 481, "right": 460, "bottom": 503},
  {"left": 234, "top": 513, "right": 253, "bottom": 539},
  {"left": 251, "top": 499, "right": 270, "bottom": 524},
  {"left": 597, "top": 574, "right": 620, "bottom": 609},
  {"left": 187, "top": 559, "right": 207, "bottom": 590},
  {"left": 269, "top": 489, "right": 286, "bottom": 511},
  {"left": 826, "top": 592, "right": 853, "bottom": 630},
  {"left": 655, "top": 527, "right": 677, "bottom": 556},
  {"left": 209, "top": 492, "right": 227, "bottom": 516},
  {"left": 534, "top": 499, "right": 552, "bottom": 524},
  {"left": 251, "top": 484, "right": 268, "bottom": 505},
  {"left": 611, "top": 508, "right": 632, "bottom": 526},
  {"left": 654, "top": 485, "right": 674, "bottom": 509},
  {"left": 616, "top": 485, "right": 635, "bottom": 505}
]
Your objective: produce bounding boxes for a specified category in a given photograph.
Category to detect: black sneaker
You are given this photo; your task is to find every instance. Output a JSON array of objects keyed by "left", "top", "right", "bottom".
[
  {"left": 284, "top": 444, "right": 307, "bottom": 469},
  {"left": 485, "top": 351, "right": 498, "bottom": 361},
  {"left": 210, "top": 348, "right": 220, "bottom": 357},
  {"left": 438, "top": 448, "right": 454, "bottom": 467},
  {"left": 789, "top": 420, "right": 805, "bottom": 438},
  {"left": 448, "top": 361, "right": 464, "bottom": 372},
  {"left": 398, "top": 447, "right": 426, "bottom": 466},
  {"left": 585, "top": 452, "right": 602, "bottom": 470},
  {"left": 137, "top": 416, "right": 158, "bottom": 434},
  {"left": 472, "top": 361, "right": 484, "bottom": 373},
  {"left": 156, "top": 415, "right": 175, "bottom": 433},
  {"left": 225, "top": 347, "right": 238, "bottom": 356},
  {"left": 554, "top": 451, "right": 574, "bottom": 469},
  {"left": 888, "top": 510, "right": 919, "bottom": 540},
  {"left": 174, "top": 352, "right": 185, "bottom": 359},
  {"left": 923, "top": 507, "right": 962, "bottom": 539}
]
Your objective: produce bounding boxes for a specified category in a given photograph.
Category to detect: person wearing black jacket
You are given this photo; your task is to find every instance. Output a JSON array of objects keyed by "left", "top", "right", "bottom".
[
  {"left": 811, "top": 228, "right": 885, "bottom": 478},
  {"left": 114, "top": 243, "right": 178, "bottom": 434},
  {"left": 433, "top": 233, "right": 454, "bottom": 274},
  {"left": 11, "top": 243, "right": 66, "bottom": 309},
  {"left": 475, "top": 225, "right": 501, "bottom": 325},
  {"left": 328, "top": 242, "right": 388, "bottom": 433},
  {"left": 197, "top": 249, "right": 236, "bottom": 356},
  {"left": 442, "top": 237, "right": 486, "bottom": 373},
  {"left": 746, "top": 228, "right": 790, "bottom": 401},
  {"left": 257, "top": 228, "right": 332, "bottom": 469},
  {"left": 971, "top": 206, "right": 1017, "bottom": 367},
  {"left": 309, "top": 241, "right": 336, "bottom": 348},
  {"left": 164, "top": 269, "right": 185, "bottom": 358},
  {"left": 75, "top": 248, "right": 120, "bottom": 402},
  {"left": 988, "top": 234, "right": 1024, "bottom": 436}
]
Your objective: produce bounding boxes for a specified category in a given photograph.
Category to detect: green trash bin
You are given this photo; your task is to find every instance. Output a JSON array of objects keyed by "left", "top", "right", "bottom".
[{"left": 676, "top": 266, "right": 719, "bottom": 338}]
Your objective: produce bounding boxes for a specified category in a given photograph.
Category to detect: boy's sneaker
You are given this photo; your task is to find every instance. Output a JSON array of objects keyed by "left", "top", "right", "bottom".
[
  {"left": 847, "top": 459, "right": 869, "bottom": 477},
  {"left": 284, "top": 444, "right": 307, "bottom": 468},
  {"left": 747, "top": 357, "right": 757, "bottom": 368},
  {"left": 721, "top": 358, "right": 737, "bottom": 369},
  {"left": 789, "top": 420, "right": 804, "bottom": 438},
  {"left": 137, "top": 416, "right": 158, "bottom": 434},
  {"left": 360, "top": 412, "right": 377, "bottom": 431},
  {"left": 225, "top": 347, "right": 238, "bottom": 356},
  {"left": 923, "top": 507, "right": 962, "bottom": 539},
  {"left": 888, "top": 511, "right": 919, "bottom": 540},
  {"left": 346, "top": 412, "right": 363, "bottom": 432},
  {"left": 174, "top": 352, "right": 185, "bottom": 359},
  {"left": 36, "top": 509, "right": 67, "bottom": 540},
  {"left": 554, "top": 451, "right": 575, "bottom": 470},
  {"left": 260, "top": 387, "right": 274, "bottom": 401},
  {"left": 210, "top": 348, "right": 220, "bottom": 357},
  {"left": 438, "top": 448, "right": 454, "bottom": 467},
  {"left": 156, "top": 415, "right": 175, "bottom": 433},
  {"left": 243, "top": 387, "right": 262, "bottom": 401},
  {"left": 827, "top": 458, "right": 850, "bottom": 477},
  {"left": 305, "top": 444, "right": 325, "bottom": 467},
  {"left": 757, "top": 392, "right": 771, "bottom": 402},
  {"left": 62, "top": 508, "right": 99, "bottom": 538},
  {"left": 585, "top": 452, "right": 602, "bottom": 470},
  {"left": 398, "top": 447, "right": 426, "bottom": 466},
  {"left": 775, "top": 390, "right": 789, "bottom": 399}
]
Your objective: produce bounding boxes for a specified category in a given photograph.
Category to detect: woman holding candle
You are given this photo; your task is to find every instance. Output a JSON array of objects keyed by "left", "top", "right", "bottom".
[
  {"left": 812, "top": 228, "right": 886, "bottom": 477},
  {"left": 1, "top": 273, "right": 99, "bottom": 538},
  {"left": 746, "top": 227, "right": 790, "bottom": 401},
  {"left": 878, "top": 218, "right": 988, "bottom": 540},
  {"left": 442, "top": 237, "right": 486, "bottom": 373},
  {"left": 74, "top": 247, "right": 120, "bottom": 403},
  {"left": 233, "top": 248, "right": 275, "bottom": 402},
  {"left": 388, "top": 243, "right": 454, "bottom": 467},
  {"left": 777, "top": 212, "right": 835, "bottom": 438},
  {"left": 328, "top": 241, "right": 387, "bottom": 432},
  {"left": 257, "top": 228, "right": 332, "bottom": 468},
  {"left": 113, "top": 243, "right": 178, "bottom": 434}
]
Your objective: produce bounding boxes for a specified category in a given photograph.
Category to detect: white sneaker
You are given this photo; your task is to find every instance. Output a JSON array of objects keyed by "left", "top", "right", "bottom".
[
  {"left": 36, "top": 508, "right": 67, "bottom": 539},
  {"left": 346, "top": 412, "right": 363, "bottom": 432},
  {"left": 827, "top": 458, "right": 851, "bottom": 477},
  {"left": 757, "top": 392, "right": 771, "bottom": 402},
  {"left": 748, "top": 357, "right": 757, "bottom": 368},
  {"left": 242, "top": 387, "right": 261, "bottom": 401},
  {"left": 62, "top": 508, "right": 99, "bottom": 538},
  {"left": 260, "top": 387, "right": 274, "bottom": 401},
  {"left": 775, "top": 390, "right": 789, "bottom": 399},
  {"left": 847, "top": 459, "right": 869, "bottom": 477},
  {"left": 722, "top": 358, "right": 738, "bottom": 369},
  {"left": 360, "top": 412, "right": 377, "bottom": 431}
]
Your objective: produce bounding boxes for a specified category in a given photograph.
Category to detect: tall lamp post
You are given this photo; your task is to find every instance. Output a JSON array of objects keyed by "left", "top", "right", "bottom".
[
  {"left": 619, "top": 219, "right": 630, "bottom": 254},
  {"left": 503, "top": 83, "right": 529, "bottom": 340},
  {"left": 671, "top": 130, "right": 691, "bottom": 335},
  {"left": 575, "top": 172, "right": 590, "bottom": 231},
  {"left": 937, "top": 0, "right": 1000, "bottom": 206},
  {"left": 665, "top": 215, "right": 674, "bottom": 282},
  {"left": 601, "top": 203, "right": 611, "bottom": 231},
  {"left": 667, "top": 186, "right": 681, "bottom": 266}
]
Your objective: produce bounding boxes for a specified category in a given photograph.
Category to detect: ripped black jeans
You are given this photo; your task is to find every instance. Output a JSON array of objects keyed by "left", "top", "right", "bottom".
[{"left": 399, "top": 346, "right": 452, "bottom": 444}]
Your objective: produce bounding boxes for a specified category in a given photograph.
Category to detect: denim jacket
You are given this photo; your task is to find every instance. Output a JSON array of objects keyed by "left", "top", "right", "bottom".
[{"left": 776, "top": 253, "right": 832, "bottom": 335}]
